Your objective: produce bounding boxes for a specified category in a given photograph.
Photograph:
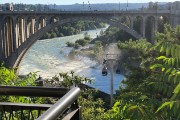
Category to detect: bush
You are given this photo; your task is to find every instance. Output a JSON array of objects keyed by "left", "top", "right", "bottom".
[
  {"left": 66, "top": 42, "right": 75, "bottom": 47},
  {"left": 51, "top": 32, "right": 57, "bottom": 38},
  {"left": 75, "top": 39, "right": 88, "bottom": 46},
  {"left": 84, "top": 35, "right": 91, "bottom": 41},
  {"left": 74, "top": 43, "right": 80, "bottom": 49}
]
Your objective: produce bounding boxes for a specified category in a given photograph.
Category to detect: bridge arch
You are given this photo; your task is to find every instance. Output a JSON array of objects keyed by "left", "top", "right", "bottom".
[{"left": 6, "top": 16, "right": 142, "bottom": 68}]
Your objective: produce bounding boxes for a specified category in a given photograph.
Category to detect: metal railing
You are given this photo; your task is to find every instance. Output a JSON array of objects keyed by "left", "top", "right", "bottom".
[{"left": 0, "top": 86, "right": 81, "bottom": 120}]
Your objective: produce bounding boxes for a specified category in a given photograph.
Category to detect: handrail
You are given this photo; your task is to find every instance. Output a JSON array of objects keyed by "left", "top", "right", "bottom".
[
  {"left": 37, "top": 87, "right": 81, "bottom": 120},
  {"left": 0, "top": 86, "right": 69, "bottom": 97},
  {"left": 0, "top": 86, "right": 81, "bottom": 119},
  {"left": 0, "top": 102, "right": 52, "bottom": 111}
]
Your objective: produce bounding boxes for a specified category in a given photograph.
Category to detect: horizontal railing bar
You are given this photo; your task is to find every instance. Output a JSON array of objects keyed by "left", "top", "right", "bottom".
[
  {"left": 37, "top": 87, "right": 80, "bottom": 120},
  {"left": 0, "top": 86, "right": 69, "bottom": 97},
  {"left": 0, "top": 102, "right": 52, "bottom": 111}
]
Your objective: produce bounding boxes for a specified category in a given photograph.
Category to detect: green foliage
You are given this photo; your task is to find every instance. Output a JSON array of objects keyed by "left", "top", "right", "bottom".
[
  {"left": 66, "top": 41, "right": 75, "bottom": 47},
  {"left": 106, "top": 25, "right": 180, "bottom": 119},
  {"left": 40, "top": 20, "right": 106, "bottom": 40},
  {"left": 75, "top": 39, "right": 89, "bottom": 47},
  {"left": 0, "top": 65, "right": 17, "bottom": 85},
  {"left": 93, "top": 41, "right": 103, "bottom": 55},
  {"left": 79, "top": 89, "right": 105, "bottom": 120},
  {"left": 48, "top": 71, "right": 92, "bottom": 88},
  {"left": 117, "top": 39, "right": 152, "bottom": 55},
  {"left": 2, "top": 22, "right": 180, "bottom": 119},
  {"left": 66, "top": 38, "right": 90, "bottom": 49},
  {"left": 50, "top": 32, "right": 57, "bottom": 38},
  {"left": 0, "top": 66, "right": 46, "bottom": 119},
  {"left": 74, "top": 43, "right": 80, "bottom": 49},
  {"left": 148, "top": 2, "right": 158, "bottom": 10},
  {"left": 55, "top": 24, "right": 180, "bottom": 119},
  {"left": 148, "top": 25, "right": 180, "bottom": 119},
  {"left": 84, "top": 32, "right": 91, "bottom": 41},
  {"left": 47, "top": 71, "right": 107, "bottom": 120}
]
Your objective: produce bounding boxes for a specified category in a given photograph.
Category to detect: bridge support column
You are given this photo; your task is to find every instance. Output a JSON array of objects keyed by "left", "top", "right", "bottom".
[
  {"left": 42, "top": 18, "right": 46, "bottom": 27},
  {"left": 16, "top": 21, "right": 19, "bottom": 48},
  {"left": 2, "top": 20, "right": 6, "bottom": 58},
  {"left": 31, "top": 19, "right": 35, "bottom": 34},
  {"left": 5, "top": 20, "right": 9, "bottom": 57},
  {"left": 27, "top": 19, "right": 30, "bottom": 38},
  {"left": 150, "top": 17, "right": 158, "bottom": 43},
  {"left": 23, "top": 18, "right": 27, "bottom": 42},
  {"left": 20, "top": 18, "right": 25, "bottom": 44},
  {"left": 12, "top": 18, "right": 18, "bottom": 52},
  {"left": 5, "top": 18, "right": 11, "bottom": 57},
  {"left": 24, "top": 17, "right": 28, "bottom": 41},
  {"left": 10, "top": 18, "right": 13, "bottom": 54},
  {"left": 0, "top": 29, "right": 2, "bottom": 60},
  {"left": 35, "top": 18, "right": 39, "bottom": 32},
  {"left": 0, "top": 18, "right": 4, "bottom": 60},
  {"left": 141, "top": 17, "right": 146, "bottom": 38},
  {"left": 154, "top": 17, "right": 158, "bottom": 33}
]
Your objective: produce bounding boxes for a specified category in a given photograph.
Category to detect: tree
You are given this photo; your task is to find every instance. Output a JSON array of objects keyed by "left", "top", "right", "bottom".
[
  {"left": 93, "top": 41, "right": 103, "bottom": 55},
  {"left": 75, "top": 39, "right": 88, "bottom": 46},
  {"left": 150, "top": 25, "right": 180, "bottom": 119},
  {"left": 104, "top": 25, "right": 180, "bottom": 119}
]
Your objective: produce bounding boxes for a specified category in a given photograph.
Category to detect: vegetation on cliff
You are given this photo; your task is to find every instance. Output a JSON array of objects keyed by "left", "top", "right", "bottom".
[{"left": 40, "top": 21, "right": 106, "bottom": 40}]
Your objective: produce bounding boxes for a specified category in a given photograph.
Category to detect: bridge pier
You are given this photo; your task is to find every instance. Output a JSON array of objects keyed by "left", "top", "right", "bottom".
[
  {"left": 0, "top": 18, "right": 3, "bottom": 61},
  {"left": 12, "top": 18, "right": 17, "bottom": 52},
  {"left": 2, "top": 20, "right": 6, "bottom": 59},
  {"left": 142, "top": 17, "right": 146, "bottom": 38}
]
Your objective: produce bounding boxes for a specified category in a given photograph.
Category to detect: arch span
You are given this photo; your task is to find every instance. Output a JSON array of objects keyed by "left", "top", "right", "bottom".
[{"left": 7, "top": 16, "right": 142, "bottom": 68}]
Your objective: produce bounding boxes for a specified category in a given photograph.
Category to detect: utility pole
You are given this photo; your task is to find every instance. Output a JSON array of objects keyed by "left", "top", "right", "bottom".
[
  {"left": 83, "top": 1, "right": 84, "bottom": 10},
  {"left": 109, "top": 59, "right": 115, "bottom": 107},
  {"left": 104, "top": 54, "right": 119, "bottom": 107},
  {"left": 126, "top": 0, "right": 128, "bottom": 11}
]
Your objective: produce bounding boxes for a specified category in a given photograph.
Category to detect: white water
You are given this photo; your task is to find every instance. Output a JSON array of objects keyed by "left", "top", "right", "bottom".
[{"left": 18, "top": 27, "right": 124, "bottom": 94}]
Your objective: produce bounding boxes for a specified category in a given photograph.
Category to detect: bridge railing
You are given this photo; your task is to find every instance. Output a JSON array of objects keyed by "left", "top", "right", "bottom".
[
  {"left": 0, "top": 9, "right": 170, "bottom": 15},
  {"left": 0, "top": 86, "right": 81, "bottom": 120}
]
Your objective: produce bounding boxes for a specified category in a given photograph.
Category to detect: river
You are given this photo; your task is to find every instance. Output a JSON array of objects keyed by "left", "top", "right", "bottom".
[{"left": 18, "top": 27, "right": 124, "bottom": 94}]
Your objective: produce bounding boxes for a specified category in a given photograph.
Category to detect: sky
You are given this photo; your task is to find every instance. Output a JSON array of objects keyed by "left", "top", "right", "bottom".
[{"left": 0, "top": 0, "right": 177, "bottom": 5}]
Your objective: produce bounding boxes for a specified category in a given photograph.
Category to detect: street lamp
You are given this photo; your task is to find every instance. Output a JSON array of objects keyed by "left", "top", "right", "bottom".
[{"left": 102, "top": 53, "right": 119, "bottom": 107}]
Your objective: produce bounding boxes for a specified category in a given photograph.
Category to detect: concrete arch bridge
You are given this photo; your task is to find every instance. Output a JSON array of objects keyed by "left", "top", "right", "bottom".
[{"left": 0, "top": 9, "right": 179, "bottom": 68}]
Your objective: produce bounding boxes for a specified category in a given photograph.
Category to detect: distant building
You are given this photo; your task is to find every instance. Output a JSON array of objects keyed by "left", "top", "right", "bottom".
[{"left": 5, "top": 3, "right": 13, "bottom": 11}]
